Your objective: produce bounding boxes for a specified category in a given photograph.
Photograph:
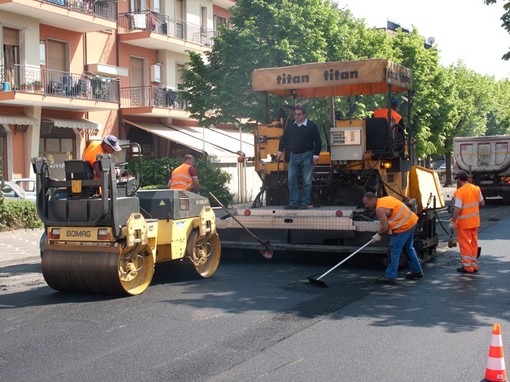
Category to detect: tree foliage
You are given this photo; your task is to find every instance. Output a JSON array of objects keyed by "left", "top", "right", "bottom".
[
  {"left": 180, "top": 0, "right": 367, "bottom": 126},
  {"left": 181, "top": 0, "right": 510, "bottom": 182},
  {"left": 488, "top": 79, "right": 510, "bottom": 134},
  {"left": 485, "top": 0, "right": 510, "bottom": 60}
]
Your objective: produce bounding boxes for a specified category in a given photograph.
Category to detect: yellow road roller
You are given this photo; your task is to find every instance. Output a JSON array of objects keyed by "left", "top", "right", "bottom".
[{"left": 31, "top": 154, "right": 221, "bottom": 296}]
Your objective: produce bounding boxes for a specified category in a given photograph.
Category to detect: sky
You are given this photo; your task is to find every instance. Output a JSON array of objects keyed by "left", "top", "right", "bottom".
[{"left": 334, "top": 0, "right": 510, "bottom": 79}]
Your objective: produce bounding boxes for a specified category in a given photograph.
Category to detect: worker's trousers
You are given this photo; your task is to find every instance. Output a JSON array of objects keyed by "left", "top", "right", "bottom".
[
  {"left": 385, "top": 226, "right": 423, "bottom": 279},
  {"left": 288, "top": 151, "right": 314, "bottom": 207},
  {"left": 457, "top": 227, "right": 479, "bottom": 272}
]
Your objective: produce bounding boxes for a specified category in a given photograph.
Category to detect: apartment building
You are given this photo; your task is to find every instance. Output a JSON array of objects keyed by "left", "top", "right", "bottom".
[{"left": 0, "top": 0, "right": 259, "bottom": 201}]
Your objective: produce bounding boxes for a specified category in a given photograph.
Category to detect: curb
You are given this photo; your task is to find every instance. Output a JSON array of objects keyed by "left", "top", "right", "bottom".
[{"left": 0, "top": 256, "right": 41, "bottom": 268}]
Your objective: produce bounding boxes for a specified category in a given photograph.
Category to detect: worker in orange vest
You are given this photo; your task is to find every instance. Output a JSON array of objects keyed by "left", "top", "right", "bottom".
[
  {"left": 450, "top": 170, "right": 485, "bottom": 273},
  {"left": 168, "top": 154, "right": 200, "bottom": 193},
  {"left": 373, "top": 97, "right": 403, "bottom": 125},
  {"left": 362, "top": 192, "right": 424, "bottom": 284},
  {"left": 82, "top": 135, "right": 122, "bottom": 179}
]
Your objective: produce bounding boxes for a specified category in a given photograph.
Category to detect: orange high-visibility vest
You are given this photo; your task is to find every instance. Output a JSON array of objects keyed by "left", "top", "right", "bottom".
[
  {"left": 373, "top": 108, "right": 403, "bottom": 125},
  {"left": 454, "top": 183, "right": 482, "bottom": 229},
  {"left": 82, "top": 141, "right": 106, "bottom": 179},
  {"left": 169, "top": 163, "right": 193, "bottom": 190},
  {"left": 377, "top": 196, "right": 418, "bottom": 233}
]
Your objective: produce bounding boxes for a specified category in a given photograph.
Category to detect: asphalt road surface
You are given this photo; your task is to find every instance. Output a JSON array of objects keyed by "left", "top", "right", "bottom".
[{"left": 0, "top": 198, "right": 509, "bottom": 382}]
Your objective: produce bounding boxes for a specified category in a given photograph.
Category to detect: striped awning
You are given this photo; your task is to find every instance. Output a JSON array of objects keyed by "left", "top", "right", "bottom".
[
  {"left": 0, "top": 115, "right": 37, "bottom": 125},
  {"left": 45, "top": 118, "right": 102, "bottom": 130},
  {"left": 124, "top": 120, "right": 231, "bottom": 157}
]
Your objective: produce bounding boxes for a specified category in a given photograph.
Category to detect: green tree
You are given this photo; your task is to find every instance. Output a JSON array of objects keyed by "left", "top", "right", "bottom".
[
  {"left": 180, "top": 0, "right": 510, "bottom": 179},
  {"left": 487, "top": 79, "right": 510, "bottom": 134},
  {"left": 330, "top": 26, "right": 446, "bottom": 162},
  {"left": 373, "top": 28, "right": 444, "bottom": 161},
  {"left": 180, "top": 0, "right": 367, "bottom": 125},
  {"left": 436, "top": 63, "right": 494, "bottom": 185},
  {"left": 485, "top": 0, "right": 510, "bottom": 60},
  {"left": 181, "top": 1, "right": 451, "bottom": 160}
]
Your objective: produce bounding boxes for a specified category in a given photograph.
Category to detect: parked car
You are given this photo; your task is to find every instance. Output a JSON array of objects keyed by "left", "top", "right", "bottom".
[
  {"left": 431, "top": 161, "right": 444, "bottom": 170},
  {"left": 438, "top": 163, "right": 455, "bottom": 172},
  {"left": 13, "top": 178, "right": 36, "bottom": 199},
  {"left": 1, "top": 181, "right": 36, "bottom": 201}
]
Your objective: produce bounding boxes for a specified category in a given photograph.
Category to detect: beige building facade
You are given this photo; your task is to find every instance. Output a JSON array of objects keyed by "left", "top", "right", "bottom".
[{"left": 0, "top": 0, "right": 259, "bottom": 201}]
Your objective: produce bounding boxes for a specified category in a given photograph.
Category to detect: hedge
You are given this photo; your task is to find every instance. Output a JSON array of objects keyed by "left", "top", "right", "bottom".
[{"left": 0, "top": 199, "right": 43, "bottom": 231}]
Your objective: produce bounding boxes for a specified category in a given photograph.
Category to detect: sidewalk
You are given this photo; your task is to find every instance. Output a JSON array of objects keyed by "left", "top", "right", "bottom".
[{"left": 0, "top": 229, "right": 43, "bottom": 267}]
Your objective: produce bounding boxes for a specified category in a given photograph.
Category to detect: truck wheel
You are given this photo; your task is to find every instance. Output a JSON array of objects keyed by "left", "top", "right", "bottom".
[
  {"left": 502, "top": 192, "right": 510, "bottom": 205},
  {"left": 186, "top": 230, "right": 221, "bottom": 278}
]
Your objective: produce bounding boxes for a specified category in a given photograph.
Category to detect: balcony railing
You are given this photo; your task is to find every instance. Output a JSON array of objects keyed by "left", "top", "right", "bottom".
[
  {"left": 0, "top": 65, "right": 119, "bottom": 103},
  {"left": 118, "top": 11, "right": 216, "bottom": 46},
  {"left": 120, "top": 86, "right": 187, "bottom": 110},
  {"left": 42, "top": 0, "right": 118, "bottom": 21}
]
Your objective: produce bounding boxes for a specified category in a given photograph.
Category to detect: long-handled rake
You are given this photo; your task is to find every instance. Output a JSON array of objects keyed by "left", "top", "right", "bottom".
[{"left": 307, "top": 239, "right": 375, "bottom": 287}]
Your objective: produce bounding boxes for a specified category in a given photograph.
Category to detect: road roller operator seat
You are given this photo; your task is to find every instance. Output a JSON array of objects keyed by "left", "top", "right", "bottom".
[{"left": 64, "top": 160, "right": 96, "bottom": 197}]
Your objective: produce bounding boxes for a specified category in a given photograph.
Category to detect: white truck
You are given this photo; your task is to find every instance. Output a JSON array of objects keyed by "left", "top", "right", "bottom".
[{"left": 453, "top": 135, "right": 510, "bottom": 204}]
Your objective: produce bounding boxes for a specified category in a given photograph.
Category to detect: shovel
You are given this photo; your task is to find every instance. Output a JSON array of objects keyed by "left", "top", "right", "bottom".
[
  {"left": 208, "top": 192, "right": 273, "bottom": 259},
  {"left": 307, "top": 239, "right": 374, "bottom": 288}
]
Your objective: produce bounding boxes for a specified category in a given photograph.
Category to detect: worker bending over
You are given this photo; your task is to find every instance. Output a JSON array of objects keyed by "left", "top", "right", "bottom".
[{"left": 362, "top": 192, "right": 424, "bottom": 284}]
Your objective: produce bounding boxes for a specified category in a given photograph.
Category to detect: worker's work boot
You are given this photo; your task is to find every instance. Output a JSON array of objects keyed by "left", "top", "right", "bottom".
[
  {"left": 375, "top": 277, "right": 397, "bottom": 285},
  {"left": 457, "top": 267, "right": 478, "bottom": 273},
  {"left": 405, "top": 272, "right": 424, "bottom": 280}
]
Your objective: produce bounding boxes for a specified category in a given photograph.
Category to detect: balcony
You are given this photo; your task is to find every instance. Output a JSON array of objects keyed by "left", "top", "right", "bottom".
[
  {"left": 118, "top": 11, "right": 216, "bottom": 54},
  {"left": 0, "top": 0, "right": 117, "bottom": 32},
  {"left": 120, "top": 85, "right": 188, "bottom": 117},
  {"left": 212, "top": 0, "right": 236, "bottom": 8},
  {"left": 0, "top": 64, "right": 119, "bottom": 111}
]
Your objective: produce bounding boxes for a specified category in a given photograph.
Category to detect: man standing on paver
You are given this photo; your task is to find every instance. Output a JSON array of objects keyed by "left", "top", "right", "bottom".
[{"left": 276, "top": 105, "right": 322, "bottom": 210}]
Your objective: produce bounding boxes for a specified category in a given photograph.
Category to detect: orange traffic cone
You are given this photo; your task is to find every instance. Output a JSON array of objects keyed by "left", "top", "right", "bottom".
[{"left": 485, "top": 323, "right": 507, "bottom": 381}]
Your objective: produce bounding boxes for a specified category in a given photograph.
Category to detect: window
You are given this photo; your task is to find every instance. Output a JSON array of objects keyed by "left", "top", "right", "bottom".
[
  {"left": 0, "top": 126, "right": 6, "bottom": 180},
  {"left": 129, "top": 56, "right": 147, "bottom": 107},
  {"left": 176, "top": 64, "right": 186, "bottom": 109},
  {"left": 46, "top": 39, "right": 69, "bottom": 89},
  {"left": 214, "top": 15, "right": 228, "bottom": 31},
  {"left": 39, "top": 123, "right": 76, "bottom": 179},
  {"left": 46, "top": 40, "right": 68, "bottom": 72},
  {"left": 151, "top": 0, "right": 160, "bottom": 13},
  {"left": 2, "top": 27, "right": 20, "bottom": 86},
  {"left": 130, "top": 0, "right": 146, "bottom": 11},
  {"left": 175, "top": 0, "right": 186, "bottom": 38},
  {"left": 200, "top": 6, "right": 207, "bottom": 32}
]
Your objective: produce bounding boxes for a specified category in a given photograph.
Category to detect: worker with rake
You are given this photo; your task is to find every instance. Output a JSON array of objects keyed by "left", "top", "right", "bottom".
[{"left": 362, "top": 192, "right": 424, "bottom": 284}]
